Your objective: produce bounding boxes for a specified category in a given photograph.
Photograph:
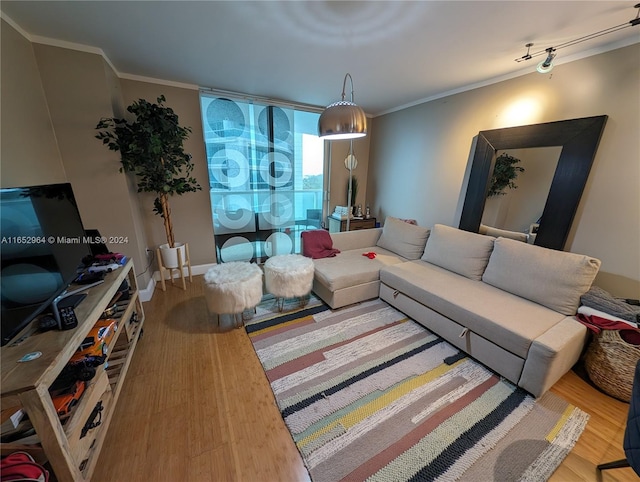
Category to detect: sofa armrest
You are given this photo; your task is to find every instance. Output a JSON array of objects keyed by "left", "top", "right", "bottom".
[
  {"left": 518, "top": 316, "right": 588, "bottom": 397},
  {"left": 330, "top": 228, "right": 383, "bottom": 251}
]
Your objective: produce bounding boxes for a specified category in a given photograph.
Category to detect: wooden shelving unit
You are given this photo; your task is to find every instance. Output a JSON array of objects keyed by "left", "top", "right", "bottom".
[
  {"left": 0, "top": 259, "right": 145, "bottom": 481},
  {"left": 328, "top": 216, "right": 376, "bottom": 233}
]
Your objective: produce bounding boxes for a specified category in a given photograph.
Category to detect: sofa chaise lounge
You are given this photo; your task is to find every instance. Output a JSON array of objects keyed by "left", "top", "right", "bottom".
[{"left": 306, "top": 219, "right": 601, "bottom": 397}]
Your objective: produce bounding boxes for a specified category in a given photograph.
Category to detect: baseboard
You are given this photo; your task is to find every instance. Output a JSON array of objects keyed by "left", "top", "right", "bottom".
[
  {"left": 138, "top": 276, "right": 156, "bottom": 302},
  {"left": 144, "top": 262, "right": 230, "bottom": 299},
  {"left": 151, "top": 262, "right": 218, "bottom": 285},
  {"left": 188, "top": 263, "right": 218, "bottom": 276}
]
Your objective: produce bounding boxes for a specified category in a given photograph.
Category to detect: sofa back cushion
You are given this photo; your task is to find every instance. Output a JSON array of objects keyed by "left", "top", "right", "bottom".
[
  {"left": 376, "top": 216, "right": 430, "bottom": 260},
  {"left": 482, "top": 237, "right": 601, "bottom": 315},
  {"left": 421, "top": 224, "right": 495, "bottom": 280},
  {"left": 479, "top": 224, "right": 528, "bottom": 243}
]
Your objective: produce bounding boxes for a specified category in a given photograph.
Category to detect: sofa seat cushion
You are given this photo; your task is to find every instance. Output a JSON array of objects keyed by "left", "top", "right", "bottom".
[
  {"left": 380, "top": 260, "right": 566, "bottom": 358},
  {"left": 313, "top": 247, "right": 407, "bottom": 292}
]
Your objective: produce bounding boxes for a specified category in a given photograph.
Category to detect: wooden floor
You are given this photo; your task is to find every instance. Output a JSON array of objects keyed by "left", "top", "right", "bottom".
[{"left": 93, "top": 275, "right": 637, "bottom": 482}]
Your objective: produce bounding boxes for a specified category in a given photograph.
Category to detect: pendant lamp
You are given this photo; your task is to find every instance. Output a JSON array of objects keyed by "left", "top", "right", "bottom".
[{"left": 318, "top": 73, "right": 367, "bottom": 140}]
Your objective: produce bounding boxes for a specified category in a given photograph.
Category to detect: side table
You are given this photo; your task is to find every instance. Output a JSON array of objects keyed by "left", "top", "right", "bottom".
[{"left": 328, "top": 217, "right": 376, "bottom": 233}]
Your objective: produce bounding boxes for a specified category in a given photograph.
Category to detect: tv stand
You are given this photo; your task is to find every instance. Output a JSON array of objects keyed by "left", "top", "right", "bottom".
[{"left": 0, "top": 259, "right": 145, "bottom": 481}]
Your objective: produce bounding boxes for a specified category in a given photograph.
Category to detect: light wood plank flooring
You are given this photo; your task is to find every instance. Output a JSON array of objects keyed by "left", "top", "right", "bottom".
[{"left": 93, "top": 275, "right": 637, "bottom": 481}]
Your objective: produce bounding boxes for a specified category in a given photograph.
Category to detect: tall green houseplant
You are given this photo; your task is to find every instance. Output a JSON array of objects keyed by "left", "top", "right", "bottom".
[{"left": 96, "top": 95, "right": 201, "bottom": 248}]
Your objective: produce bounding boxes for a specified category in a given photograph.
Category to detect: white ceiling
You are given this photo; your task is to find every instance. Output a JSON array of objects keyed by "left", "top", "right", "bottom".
[{"left": 2, "top": 1, "right": 639, "bottom": 115}]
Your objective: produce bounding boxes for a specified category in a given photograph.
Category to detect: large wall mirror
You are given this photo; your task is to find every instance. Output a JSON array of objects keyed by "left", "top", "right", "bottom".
[{"left": 459, "top": 115, "right": 607, "bottom": 250}]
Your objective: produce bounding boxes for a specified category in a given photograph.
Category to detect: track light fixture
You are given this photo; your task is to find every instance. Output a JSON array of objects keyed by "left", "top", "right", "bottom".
[
  {"left": 537, "top": 48, "right": 556, "bottom": 73},
  {"left": 520, "top": 42, "right": 534, "bottom": 61},
  {"left": 516, "top": 3, "right": 640, "bottom": 72}
]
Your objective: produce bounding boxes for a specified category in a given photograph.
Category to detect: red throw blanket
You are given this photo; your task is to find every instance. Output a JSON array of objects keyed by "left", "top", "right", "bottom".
[
  {"left": 577, "top": 313, "right": 640, "bottom": 345},
  {"left": 301, "top": 230, "right": 340, "bottom": 259}
]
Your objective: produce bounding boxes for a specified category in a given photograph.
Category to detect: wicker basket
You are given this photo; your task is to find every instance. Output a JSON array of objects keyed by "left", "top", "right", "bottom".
[{"left": 584, "top": 329, "right": 640, "bottom": 402}]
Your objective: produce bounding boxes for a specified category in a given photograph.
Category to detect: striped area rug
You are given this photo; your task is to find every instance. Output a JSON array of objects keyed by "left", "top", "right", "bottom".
[{"left": 245, "top": 298, "right": 589, "bottom": 482}]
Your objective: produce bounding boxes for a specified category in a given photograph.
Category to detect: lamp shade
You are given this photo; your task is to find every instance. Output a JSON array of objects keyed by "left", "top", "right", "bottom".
[
  {"left": 536, "top": 61, "right": 554, "bottom": 73},
  {"left": 537, "top": 59, "right": 554, "bottom": 73},
  {"left": 318, "top": 101, "right": 367, "bottom": 140}
]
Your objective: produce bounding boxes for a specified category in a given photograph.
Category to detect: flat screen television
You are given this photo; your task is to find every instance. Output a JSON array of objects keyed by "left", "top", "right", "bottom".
[{"left": 0, "top": 183, "right": 92, "bottom": 346}]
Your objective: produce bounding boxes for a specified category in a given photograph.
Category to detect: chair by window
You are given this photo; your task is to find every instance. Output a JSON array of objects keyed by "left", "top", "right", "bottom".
[
  {"left": 295, "top": 209, "right": 322, "bottom": 230},
  {"left": 305, "top": 209, "right": 322, "bottom": 229}
]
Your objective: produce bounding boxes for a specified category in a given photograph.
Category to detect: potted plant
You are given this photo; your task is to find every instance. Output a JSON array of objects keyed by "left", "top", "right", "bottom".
[
  {"left": 96, "top": 95, "right": 201, "bottom": 268},
  {"left": 487, "top": 152, "right": 524, "bottom": 197},
  {"left": 346, "top": 175, "right": 359, "bottom": 215}
]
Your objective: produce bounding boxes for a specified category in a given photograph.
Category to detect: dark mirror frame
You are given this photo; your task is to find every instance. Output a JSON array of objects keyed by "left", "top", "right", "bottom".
[{"left": 459, "top": 115, "right": 608, "bottom": 250}]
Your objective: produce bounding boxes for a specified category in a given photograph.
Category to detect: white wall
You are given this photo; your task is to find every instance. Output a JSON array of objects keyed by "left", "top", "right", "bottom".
[{"left": 368, "top": 44, "right": 640, "bottom": 297}]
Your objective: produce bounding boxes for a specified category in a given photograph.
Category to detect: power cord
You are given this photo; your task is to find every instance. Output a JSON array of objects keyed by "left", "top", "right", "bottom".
[{"left": 136, "top": 249, "right": 155, "bottom": 278}]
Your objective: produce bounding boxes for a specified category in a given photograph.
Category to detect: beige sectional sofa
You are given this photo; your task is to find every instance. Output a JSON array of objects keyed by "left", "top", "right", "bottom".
[
  {"left": 307, "top": 219, "right": 601, "bottom": 397},
  {"left": 310, "top": 217, "right": 430, "bottom": 309}
]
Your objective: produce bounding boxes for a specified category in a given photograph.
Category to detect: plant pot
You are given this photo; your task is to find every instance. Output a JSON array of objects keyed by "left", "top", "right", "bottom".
[{"left": 159, "top": 242, "right": 187, "bottom": 269}]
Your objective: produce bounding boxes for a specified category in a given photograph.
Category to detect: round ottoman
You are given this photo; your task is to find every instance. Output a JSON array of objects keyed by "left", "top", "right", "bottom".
[
  {"left": 204, "top": 262, "right": 263, "bottom": 327},
  {"left": 264, "top": 254, "right": 314, "bottom": 311}
]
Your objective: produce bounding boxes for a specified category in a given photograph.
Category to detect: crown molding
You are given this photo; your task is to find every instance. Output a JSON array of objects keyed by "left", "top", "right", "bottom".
[
  {"left": 119, "top": 73, "right": 199, "bottom": 91},
  {"left": 4, "top": 10, "right": 638, "bottom": 116},
  {"left": 1, "top": 11, "right": 30, "bottom": 39},
  {"left": 1, "top": 11, "right": 196, "bottom": 91},
  {"left": 375, "top": 36, "right": 640, "bottom": 117}
]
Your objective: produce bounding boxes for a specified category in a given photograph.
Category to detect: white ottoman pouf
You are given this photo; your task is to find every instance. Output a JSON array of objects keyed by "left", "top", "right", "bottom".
[
  {"left": 204, "top": 262, "right": 263, "bottom": 326},
  {"left": 264, "top": 254, "right": 314, "bottom": 310}
]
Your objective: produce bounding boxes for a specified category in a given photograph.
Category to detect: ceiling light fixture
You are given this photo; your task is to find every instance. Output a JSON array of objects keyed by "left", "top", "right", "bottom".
[
  {"left": 537, "top": 48, "right": 556, "bottom": 73},
  {"left": 516, "top": 3, "right": 640, "bottom": 71},
  {"left": 318, "top": 73, "right": 367, "bottom": 140},
  {"left": 520, "top": 42, "right": 534, "bottom": 61}
]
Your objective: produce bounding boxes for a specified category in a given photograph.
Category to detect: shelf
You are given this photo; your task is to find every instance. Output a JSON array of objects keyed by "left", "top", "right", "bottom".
[
  {"left": 328, "top": 217, "right": 377, "bottom": 233},
  {"left": 0, "top": 259, "right": 145, "bottom": 481},
  {"left": 1, "top": 263, "right": 133, "bottom": 395}
]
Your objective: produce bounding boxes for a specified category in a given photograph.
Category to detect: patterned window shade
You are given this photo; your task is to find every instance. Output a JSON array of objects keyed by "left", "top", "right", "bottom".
[{"left": 200, "top": 94, "right": 324, "bottom": 263}]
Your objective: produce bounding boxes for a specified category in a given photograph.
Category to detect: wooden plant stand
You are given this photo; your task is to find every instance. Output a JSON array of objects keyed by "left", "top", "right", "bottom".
[{"left": 157, "top": 243, "right": 192, "bottom": 291}]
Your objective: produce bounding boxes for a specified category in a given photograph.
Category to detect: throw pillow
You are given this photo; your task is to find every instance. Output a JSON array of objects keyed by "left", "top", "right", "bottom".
[
  {"left": 482, "top": 237, "right": 601, "bottom": 315},
  {"left": 376, "top": 216, "right": 430, "bottom": 260},
  {"left": 421, "top": 224, "right": 495, "bottom": 280}
]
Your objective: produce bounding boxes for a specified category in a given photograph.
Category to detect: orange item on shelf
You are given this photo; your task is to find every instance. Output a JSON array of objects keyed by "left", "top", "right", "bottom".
[
  {"left": 52, "top": 380, "right": 86, "bottom": 417},
  {"left": 70, "top": 318, "right": 117, "bottom": 363}
]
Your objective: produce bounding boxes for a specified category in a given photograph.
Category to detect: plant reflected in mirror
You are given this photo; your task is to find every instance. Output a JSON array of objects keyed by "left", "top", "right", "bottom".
[{"left": 487, "top": 153, "right": 524, "bottom": 197}]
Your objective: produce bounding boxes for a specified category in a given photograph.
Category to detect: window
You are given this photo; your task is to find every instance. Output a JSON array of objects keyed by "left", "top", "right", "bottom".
[{"left": 200, "top": 93, "right": 324, "bottom": 263}]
